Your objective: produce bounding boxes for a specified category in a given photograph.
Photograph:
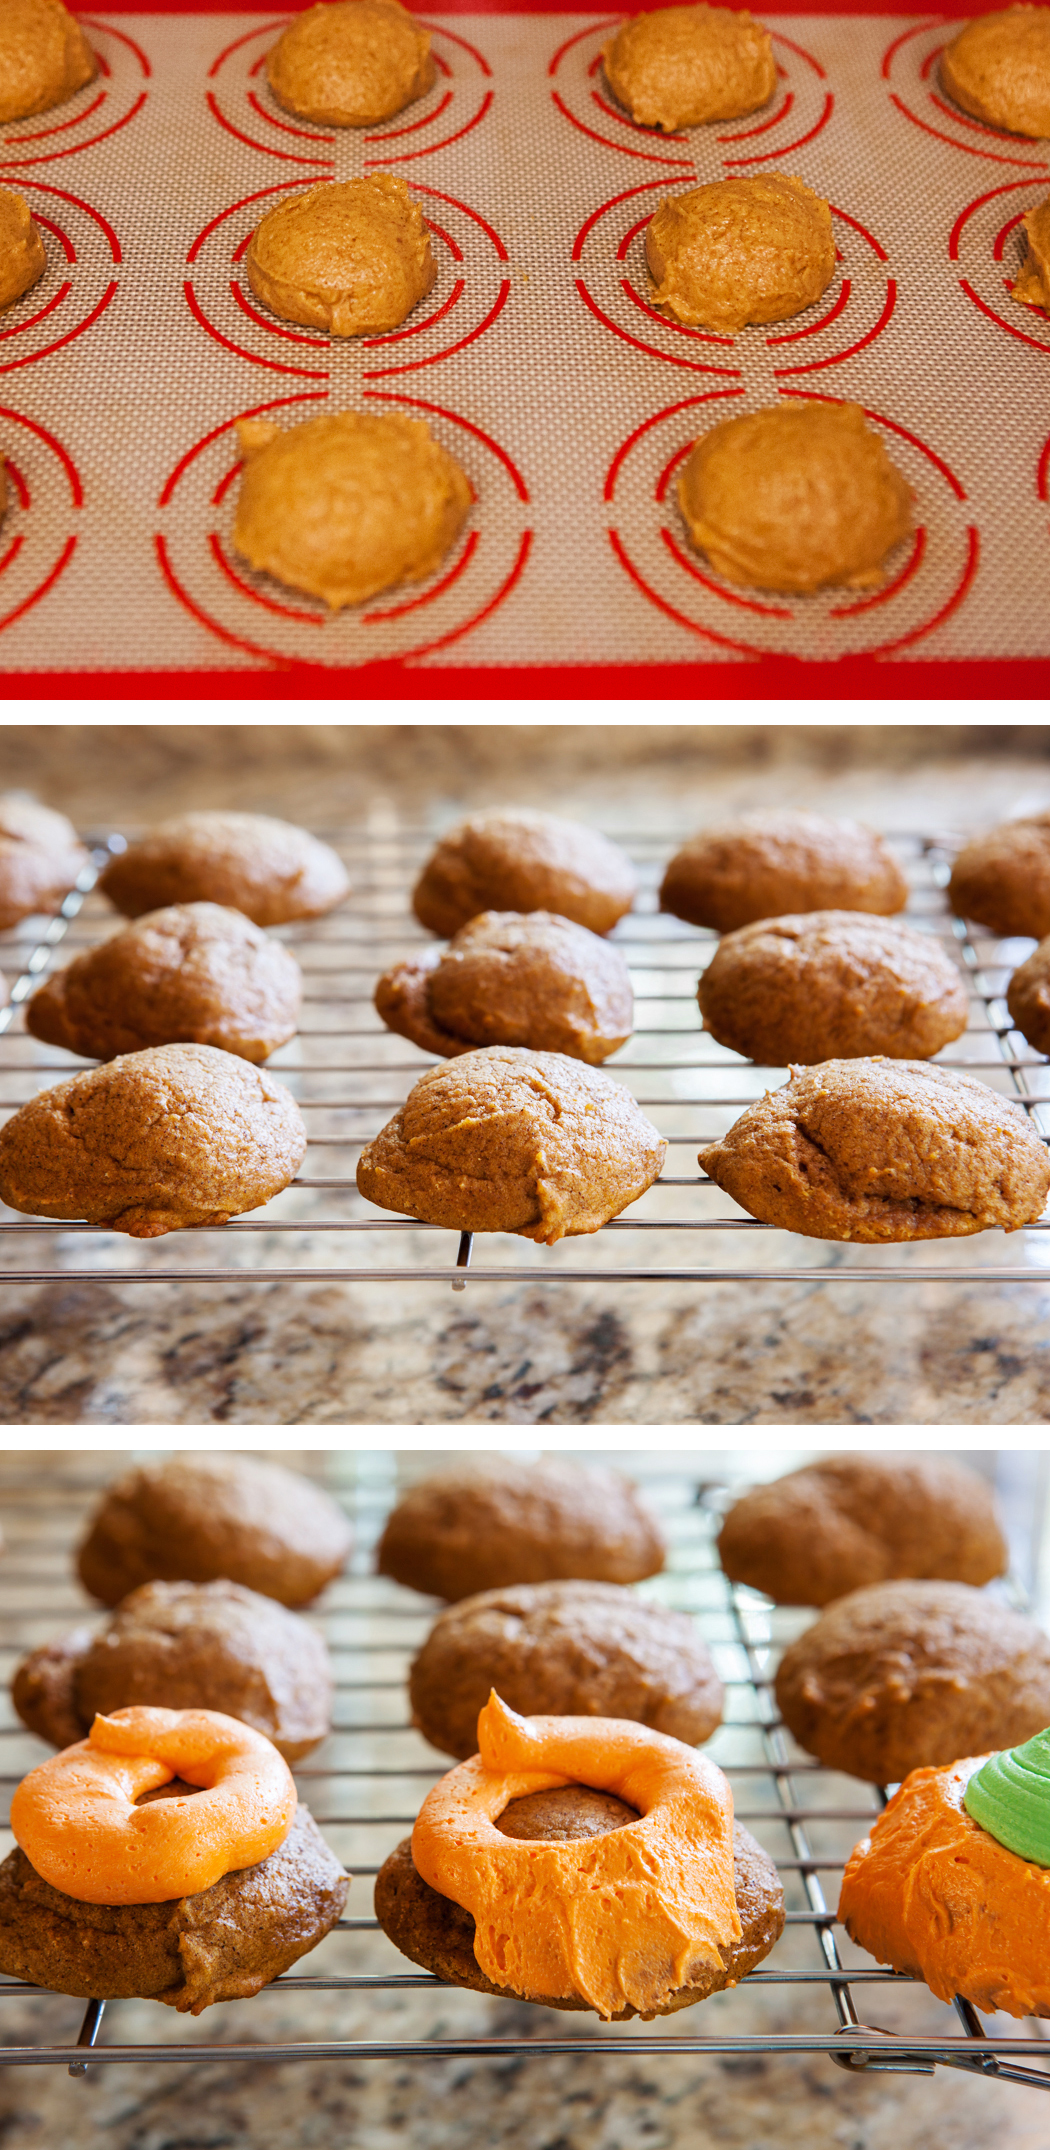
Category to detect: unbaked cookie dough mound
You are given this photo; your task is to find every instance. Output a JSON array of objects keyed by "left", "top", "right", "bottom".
[
  {"left": 232, "top": 409, "right": 472, "bottom": 612},
  {"left": 603, "top": 4, "right": 775, "bottom": 132},
  {"left": 265, "top": 0, "right": 434, "bottom": 127},
  {"left": 1012, "top": 192, "right": 1050, "bottom": 311},
  {"left": 0, "top": 190, "right": 45, "bottom": 312},
  {"left": 0, "top": 0, "right": 96, "bottom": 122},
  {"left": 246, "top": 174, "right": 435, "bottom": 337},
  {"left": 678, "top": 401, "right": 913, "bottom": 594},
  {"left": 941, "top": 6, "right": 1050, "bottom": 138},
  {"left": 646, "top": 176, "right": 834, "bottom": 332}
]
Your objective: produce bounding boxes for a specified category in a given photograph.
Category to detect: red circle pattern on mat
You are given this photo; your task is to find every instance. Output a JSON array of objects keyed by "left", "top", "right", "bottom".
[
  {"left": 883, "top": 20, "right": 1050, "bottom": 173},
  {"left": 0, "top": 180, "right": 121, "bottom": 377},
  {"left": 0, "top": 20, "right": 148, "bottom": 173},
  {"left": 0, "top": 405, "right": 82, "bottom": 640},
  {"left": 155, "top": 389, "right": 532, "bottom": 668},
  {"left": 183, "top": 181, "right": 510, "bottom": 384},
  {"left": 604, "top": 388, "right": 978, "bottom": 661},
  {"left": 950, "top": 177, "right": 1050, "bottom": 355},
  {"left": 205, "top": 19, "right": 493, "bottom": 174}
]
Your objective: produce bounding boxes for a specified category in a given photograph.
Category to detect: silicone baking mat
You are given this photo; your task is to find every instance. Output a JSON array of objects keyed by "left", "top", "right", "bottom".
[{"left": 2, "top": 0, "right": 1049, "bottom": 697}]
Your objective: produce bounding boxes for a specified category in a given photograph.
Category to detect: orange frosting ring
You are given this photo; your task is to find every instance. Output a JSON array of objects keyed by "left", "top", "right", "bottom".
[
  {"left": 9, "top": 1705, "right": 297, "bottom": 1905},
  {"left": 411, "top": 1692, "right": 740, "bottom": 2020},
  {"left": 839, "top": 1755, "right": 1050, "bottom": 2019}
]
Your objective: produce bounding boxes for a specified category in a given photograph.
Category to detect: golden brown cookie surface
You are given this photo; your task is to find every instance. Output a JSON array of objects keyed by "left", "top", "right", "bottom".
[
  {"left": 603, "top": 4, "right": 775, "bottom": 131},
  {"left": 1007, "top": 935, "right": 1050, "bottom": 1051},
  {"left": 99, "top": 811, "right": 348, "bottom": 925},
  {"left": 941, "top": 5, "right": 1050, "bottom": 138},
  {"left": 0, "top": 188, "right": 45, "bottom": 310},
  {"left": 413, "top": 812, "right": 637, "bottom": 938},
  {"left": 1012, "top": 193, "right": 1050, "bottom": 311},
  {"left": 266, "top": 0, "right": 433, "bottom": 125},
  {"left": 697, "top": 910, "right": 969, "bottom": 1064},
  {"left": 377, "top": 1458, "right": 665, "bottom": 1600},
  {"left": 246, "top": 174, "right": 435, "bottom": 336},
  {"left": 950, "top": 813, "right": 1050, "bottom": 936},
  {"left": 660, "top": 810, "right": 907, "bottom": 931},
  {"left": 678, "top": 401, "right": 913, "bottom": 594},
  {"left": 646, "top": 175, "right": 834, "bottom": 331},
  {"left": 0, "top": 794, "right": 88, "bottom": 931},
  {"left": 375, "top": 910, "right": 634, "bottom": 1064},
  {"left": 77, "top": 1455, "right": 353, "bottom": 1608},
  {"left": 0, "top": 0, "right": 95, "bottom": 122}
]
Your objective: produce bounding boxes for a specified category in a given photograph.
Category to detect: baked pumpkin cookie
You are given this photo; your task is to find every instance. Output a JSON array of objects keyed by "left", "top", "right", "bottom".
[
  {"left": 1007, "top": 935, "right": 1050, "bottom": 1051},
  {"left": 99, "top": 812, "right": 348, "bottom": 926},
  {"left": 409, "top": 1580, "right": 722, "bottom": 1758},
  {"left": 697, "top": 910, "right": 969, "bottom": 1064},
  {"left": 246, "top": 175, "right": 435, "bottom": 336},
  {"left": 717, "top": 1454, "right": 1007, "bottom": 1606},
  {"left": 698, "top": 1058, "right": 1050, "bottom": 1241},
  {"left": 26, "top": 902, "right": 302, "bottom": 1063},
  {"left": 232, "top": 409, "right": 471, "bottom": 612},
  {"left": 0, "top": 1043, "right": 306, "bottom": 1238},
  {"left": 660, "top": 810, "right": 907, "bottom": 931},
  {"left": 646, "top": 176, "right": 834, "bottom": 332},
  {"left": 949, "top": 813, "right": 1050, "bottom": 937},
  {"left": 0, "top": 0, "right": 95, "bottom": 122},
  {"left": 77, "top": 1455, "right": 353, "bottom": 1608},
  {"left": 265, "top": 0, "right": 434, "bottom": 126},
  {"left": 678, "top": 401, "right": 913, "bottom": 594},
  {"left": 1012, "top": 192, "right": 1050, "bottom": 312},
  {"left": 357, "top": 1045, "right": 666, "bottom": 1244},
  {"left": 941, "top": 6, "right": 1050, "bottom": 139},
  {"left": 603, "top": 4, "right": 775, "bottom": 132},
  {"left": 0, "top": 188, "right": 45, "bottom": 310},
  {"left": 775, "top": 1580, "right": 1050, "bottom": 1783},
  {"left": 377, "top": 1458, "right": 665, "bottom": 1600},
  {"left": 0, "top": 794, "right": 88, "bottom": 930},
  {"left": 413, "top": 813, "right": 637, "bottom": 938},
  {"left": 374, "top": 910, "right": 634, "bottom": 1064}
]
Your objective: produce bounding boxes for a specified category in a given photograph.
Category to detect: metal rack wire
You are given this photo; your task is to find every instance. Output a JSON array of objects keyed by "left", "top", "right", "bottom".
[
  {"left": 0, "top": 824, "right": 1049, "bottom": 1292},
  {"left": 0, "top": 1452, "right": 1046, "bottom": 2089}
]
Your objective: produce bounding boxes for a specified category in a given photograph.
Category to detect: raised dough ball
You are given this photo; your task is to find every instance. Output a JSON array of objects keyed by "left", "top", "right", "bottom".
[
  {"left": 678, "top": 401, "right": 913, "bottom": 595},
  {"left": 646, "top": 175, "right": 834, "bottom": 332},
  {"left": 0, "top": 0, "right": 96, "bottom": 122},
  {"left": 1012, "top": 191, "right": 1050, "bottom": 313},
  {"left": 232, "top": 409, "right": 472, "bottom": 612},
  {"left": 941, "top": 5, "right": 1050, "bottom": 139},
  {"left": 0, "top": 189, "right": 46, "bottom": 312},
  {"left": 265, "top": 0, "right": 434, "bottom": 127},
  {"left": 603, "top": 4, "right": 775, "bottom": 132},
  {"left": 247, "top": 175, "right": 435, "bottom": 337}
]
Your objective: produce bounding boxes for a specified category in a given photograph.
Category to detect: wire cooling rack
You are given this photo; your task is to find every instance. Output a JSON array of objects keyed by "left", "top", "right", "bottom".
[
  {"left": 0, "top": 1451, "right": 1047, "bottom": 2088},
  {"left": 0, "top": 822, "right": 1049, "bottom": 1293}
]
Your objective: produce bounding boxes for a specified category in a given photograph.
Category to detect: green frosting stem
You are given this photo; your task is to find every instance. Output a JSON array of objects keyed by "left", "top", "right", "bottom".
[{"left": 963, "top": 1726, "right": 1050, "bottom": 1866}]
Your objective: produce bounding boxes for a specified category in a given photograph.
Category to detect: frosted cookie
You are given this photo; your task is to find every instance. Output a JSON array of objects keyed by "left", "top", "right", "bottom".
[
  {"left": 246, "top": 175, "right": 435, "bottom": 337},
  {"left": 1012, "top": 193, "right": 1050, "bottom": 312},
  {"left": 99, "top": 813, "right": 348, "bottom": 927},
  {"left": 603, "top": 4, "right": 775, "bottom": 132},
  {"left": 678, "top": 401, "right": 913, "bottom": 594},
  {"left": 0, "top": 795, "right": 88, "bottom": 930},
  {"left": 413, "top": 814, "right": 637, "bottom": 938},
  {"left": 375, "top": 910, "right": 634, "bottom": 1064},
  {"left": 265, "top": 0, "right": 434, "bottom": 127},
  {"left": 232, "top": 410, "right": 471, "bottom": 612},
  {"left": 0, "top": 188, "right": 45, "bottom": 311},
  {"left": 0, "top": 0, "right": 95, "bottom": 122},
  {"left": 941, "top": 6, "right": 1050, "bottom": 139},
  {"left": 646, "top": 176, "right": 835, "bottom": 333}
]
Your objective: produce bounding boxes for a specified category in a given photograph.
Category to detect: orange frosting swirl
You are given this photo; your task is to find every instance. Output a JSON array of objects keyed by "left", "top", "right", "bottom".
[
  {"left": 9, "top": 1705, "right": 297, "bottom": 1905},
  {"left": 412, "top": 1692, "right": 739, "bottom": 2019},
  {"left": 839, "top": 1754, "right": 1050, "bottom": 2019}
]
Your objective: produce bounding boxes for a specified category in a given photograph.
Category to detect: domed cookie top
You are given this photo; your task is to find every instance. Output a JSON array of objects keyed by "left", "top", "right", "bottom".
[
  {"left": 660, "top": 809, "right": 907, "bottom": 930},
  {"left": 377, "top": 1458, "right": 666, "bottom": 1599},
  {"left": 1012, "top": 192, "right": 1050, "bottom": 314},
  {"left": 603, "top": 4, "right": 775, "bottom": 131},
  {"left": 0, "top": 188, "right": 45, "bottom": 311},
  {"left": 941, "top": 5, "right": 1050, "bottom": 138},
  {"left": 413, "top": 812, "right": 637, "bottom": 937},
  {"left": 246, "top": 174, "right": 435, "bottom": 337},
  {"left": 697, "top": 910, "right": 969, "bottom": 1064},
  {"left": 265, "top": 0, "right": 434, "bottom": 126},
  {"left": 27, "top": 902, "right": 302, "bottom": 1063},
  {"left": 99, "top": 810, "right": 348, "bottom": 925},
  {"left": 0, "top": 793, "right": 88, "bottom": 930},
  {"left": 375, "top": 909, "right": 634, "bottom": 1064},
  {"left": 646, "top": 175, "right": 834, "bottom": 333},
  {"left": 1007, "top": 935, "right": 1050, "bottom": 1052},
  {"left": 77, "top": 1455, "right": 353, "bottom": 1607},
  {"left": 949, "top": 812, "right": 1050, "bottom": 937},
  {"left": 0, "top": 0, "right": 95, "bottom": 122}
]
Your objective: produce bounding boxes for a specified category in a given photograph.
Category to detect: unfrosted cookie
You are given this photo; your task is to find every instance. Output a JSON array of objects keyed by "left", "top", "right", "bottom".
[
  {"left": 949, "top": 813, "right": 1050, "bottom": 936},
  {"left": 1012, "top": 192, "right": 1050, "bottom": 312},
  {"left": 376, "top": 1458, "right": 666, "bottom": 1600},
  {"left": 678, "top": 401, "right": 913, "bottom": 594},
  {"left": 265, "top": 0, "right": 434, "bottom": 126},
  {"left": 232, "top": 410, "right": 471, "bottom": 612},
  {"left": 698, "top": 1058, "right": 1050, "bottom": 1241},
  {"left": 660, "top": 810, "right": 907, "bottom": 931},
  {"left": 941, "top": 6, "right": 1050, "bottom": 139},
  {"left": 717, "top": 1455, "right": 1007, "bottom": 1606},
  {"left": 0, "top": 0, "right": 95, "bottom": 122},
  {"left": 357, "top": 1045, "right": 666, "bottom": 1244},
  {"left": 646, "top": 176, "right": 834, "bottom": 332},
  {"left": 246, "top": 175, "right": 435, "bottom": 337},
  {"left": 0, "top": 188, "right": 45, "bottom": 311},
  {"left": 413, "top": 813, "right": 637, "bottom": 938},
  {"left": 0, "top": 1042, "right": 306, "bottom": 1238},
  {"left": 697, "top": 911, "right": 969, "bottom": 1063},
  {"left": 77, "top": 1455, "right": 353, "bottom": 1608},
  {"left": 0, "top": 795, "right": 88, "bottom": 930},
  {"left": 99, "top": 811, "right": 348, "bottom": 926},
  {"left": 1007, "top": 935, "right": 1050, "bottom": 1051},
  {"left": 603, "top": 5, "right": 775, "bottom": 132},
  {"left": 375, "top": 910, "right": 634, "bottom": 1064},
  {"left": 26, "top": 902, "right": 301, "bottom": 1063}
]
